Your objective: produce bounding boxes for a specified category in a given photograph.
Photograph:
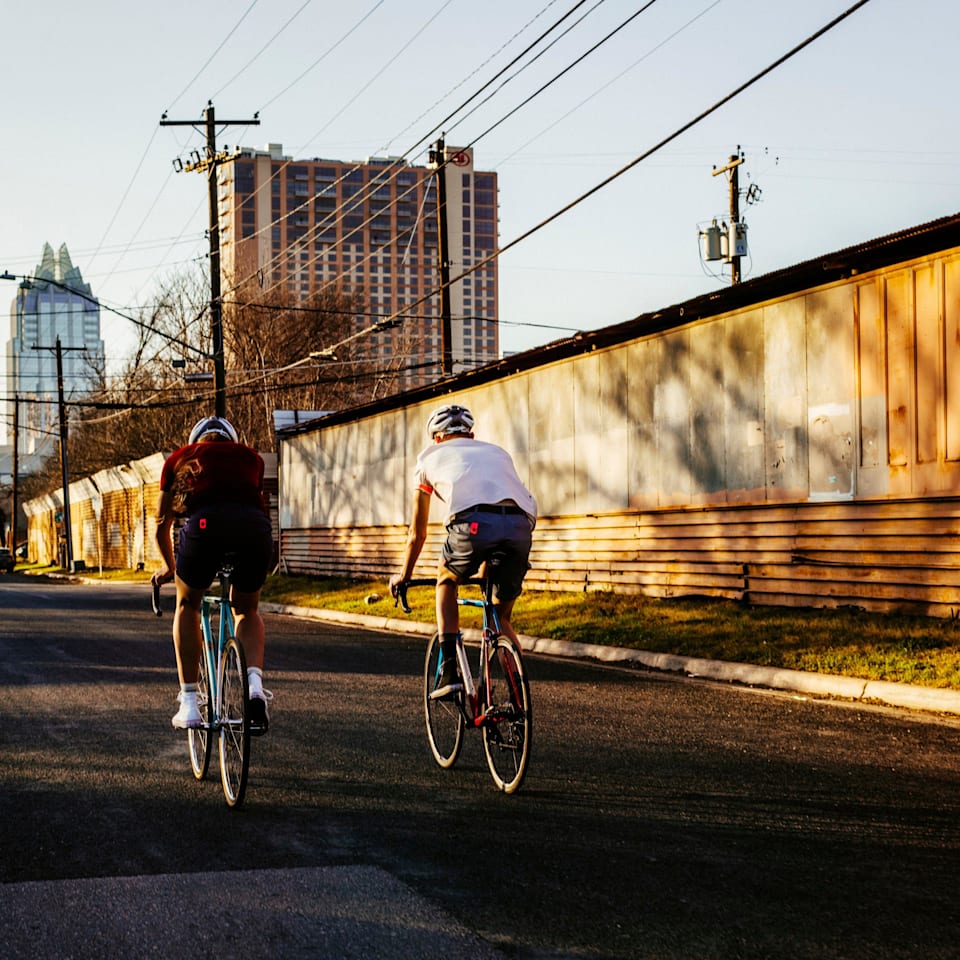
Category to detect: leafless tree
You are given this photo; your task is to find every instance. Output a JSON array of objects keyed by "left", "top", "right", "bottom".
[{"left": 19, "top": 266, "right": 420, "bottom": 496}]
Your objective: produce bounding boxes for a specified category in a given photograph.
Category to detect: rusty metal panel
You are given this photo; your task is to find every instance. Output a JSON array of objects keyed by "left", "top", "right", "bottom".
[
  {"left": 626, "top": 338, "right": 659, "bottom": 508},
  {"left": 763, "top": 297, "right": 807, "bottom": 498},
  {"left": 914, "top": 264, "right": 940, "bottom": 467},
  {"left": 573, "top": 350, "right": 629, "bottom": 512},
  {"left": 326, "top": 420, "right": 367, "bottom": 527},
  {"left": 722, "top": 309, "right": 763, "bottom": 501},
  {"left": 572, "top": 355, "right": 599, "bottom": 510},
  {"left": 688, "top": 319, "right": 726, "bottom": 501},
  {"left": 280, "top": 434, "right": 323, "bottom": 529},
  {"left": 362, "top": 412, "right": 406, "bottom": 526},
  {"left": 474, "top": 374, "right": 534, "bottom": 495},
  {"left": 885, "top": 271, "right": 912, "bottom": 470},
  {"left": 806, "top": 286, "right": 855, "bottom": 499},
  {"left": 528, "top": 360, "right": 575, "bottom": 515},
  {"left": 856, "top": 280, "right": 886, "bottom": 474},
  {"left": 655, "top": 331, "right": 692, "bottom": 506},
  {"left": 947, "top": 257, "right": 960, "bottom": 462}
]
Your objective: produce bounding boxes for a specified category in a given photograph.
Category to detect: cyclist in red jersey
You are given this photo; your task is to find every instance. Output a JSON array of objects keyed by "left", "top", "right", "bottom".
[{"left": 152, "top": 416, "right": 274, "bottom": 733}]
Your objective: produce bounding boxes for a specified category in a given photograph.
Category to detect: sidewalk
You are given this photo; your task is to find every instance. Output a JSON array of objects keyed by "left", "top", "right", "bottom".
[{"left": 261, "top": 601, "right": 960, "bottom": 718}]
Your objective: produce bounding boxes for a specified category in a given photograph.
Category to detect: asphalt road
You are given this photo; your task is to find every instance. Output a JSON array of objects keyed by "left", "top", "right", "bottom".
[{"left": 2, "top": 575, "right": 960, "bottom": 959}]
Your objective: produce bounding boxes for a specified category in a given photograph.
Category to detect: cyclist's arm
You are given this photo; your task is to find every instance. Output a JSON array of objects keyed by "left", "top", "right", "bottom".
[
  {"left": 153, "top": 489, "right": 177, "bottom": 585},
  {"left": 389, "top": 488, "right": 431, "bottom": 595}
]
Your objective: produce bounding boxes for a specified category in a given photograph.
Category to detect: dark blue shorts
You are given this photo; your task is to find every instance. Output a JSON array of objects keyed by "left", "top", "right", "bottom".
[
  {"left": 441, "top": 507, "right": 533, "bottom": 602},
  {"left": 176, "top": 502, "right": 273, "bottom": 593}
]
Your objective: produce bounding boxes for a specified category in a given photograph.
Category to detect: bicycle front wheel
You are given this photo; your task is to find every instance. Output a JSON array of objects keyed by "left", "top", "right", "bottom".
[
  {"left": 424, "top": 632, "right": 465, "bottom": 769},
  {"left": 481, "top": 636, "right": 532, "bottom": 794},
  {"left": 188, "top": 645, "right": 213, "bottom": 780},
  {"left": 218, "top": 636, "right": 250, "bottom": 807}
]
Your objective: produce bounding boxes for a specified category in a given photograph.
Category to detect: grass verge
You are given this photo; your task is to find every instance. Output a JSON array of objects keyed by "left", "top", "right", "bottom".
[{"left": 259, "top": 574, "right": 960, "bottom": 691}]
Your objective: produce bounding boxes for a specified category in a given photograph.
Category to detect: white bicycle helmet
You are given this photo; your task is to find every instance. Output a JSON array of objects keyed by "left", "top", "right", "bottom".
[
  {"left": 188, "top": 415, "right": 239, "bottom": 444},
  {"left": 426, "top": 404, "right": 475, "bottom": 440}
]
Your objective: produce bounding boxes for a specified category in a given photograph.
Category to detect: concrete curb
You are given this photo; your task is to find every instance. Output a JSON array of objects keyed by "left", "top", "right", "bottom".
[{"left": 261, "top": 602, "right": 960, "bottom": 718}]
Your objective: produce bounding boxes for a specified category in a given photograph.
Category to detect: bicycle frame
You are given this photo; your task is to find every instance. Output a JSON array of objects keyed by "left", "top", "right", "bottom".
[
  {"left": 397, "top": 572, "right": 504, "bottom": 723},
  {"left": 198, "top": 586, "right": 235, "bottom": 725},
  {"left": 399, "top": 566, "right": 532, "bottom": 793},
  {"left": 153, "top": 569, "right": 250, "bottom": 807},
  {"left": 455, "top": 588, "right": 501, "bottom": 726}
]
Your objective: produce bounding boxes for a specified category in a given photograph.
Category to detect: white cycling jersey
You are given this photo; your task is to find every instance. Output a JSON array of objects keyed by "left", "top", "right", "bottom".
[{"left": 413, "top": 437, "right": 537, "bottom": 525}]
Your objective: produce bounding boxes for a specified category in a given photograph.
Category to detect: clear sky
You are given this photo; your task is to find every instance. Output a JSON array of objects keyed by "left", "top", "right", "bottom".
[{"left": 1, "top": 0, "right": 957, "bottom": 439}]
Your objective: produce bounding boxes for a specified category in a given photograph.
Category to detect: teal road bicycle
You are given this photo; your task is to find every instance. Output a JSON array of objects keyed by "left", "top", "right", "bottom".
[
  {"left": 396, "top": 552, "right": 532, "bottom": 794},
  {"left": 153, "top": 566, "right": 251, "bottom": 808}
]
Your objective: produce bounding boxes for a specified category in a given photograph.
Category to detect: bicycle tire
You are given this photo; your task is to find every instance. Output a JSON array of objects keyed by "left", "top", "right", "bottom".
[
  {"left": 218, "top": 636, "right": 250, "bottom": 807},
  {"left": 481, "top": 635, "right": 532, "bottom": 794},
  {"left": 187, "top": 644, "right": 213, "bottom": 780},
  {"left": 424, "top": 632, "right": 465, "bottom": 769}
]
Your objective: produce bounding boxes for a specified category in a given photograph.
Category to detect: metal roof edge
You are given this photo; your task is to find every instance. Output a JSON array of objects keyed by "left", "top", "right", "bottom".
[{"left": 276, "top": 211, "right": 960, "bottom": 439}]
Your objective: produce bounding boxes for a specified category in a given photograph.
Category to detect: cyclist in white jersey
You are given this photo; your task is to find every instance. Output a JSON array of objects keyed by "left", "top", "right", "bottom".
[{"left": 389, "top": 404, "right": 537, "bottom": 697}]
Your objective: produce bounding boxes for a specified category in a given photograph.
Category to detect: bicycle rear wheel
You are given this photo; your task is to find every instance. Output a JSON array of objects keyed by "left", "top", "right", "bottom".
[
  {"left": 481, "top": 635, "right": 532, "bottom": 794},
  {"left": 188, "top": 645, "right": 213, "bottom": 780},
  {"left": 218, "top": 636, "right": 250, "bottom": 807},
  {"left": 424, "top": 632, "right": 465, "bottom": 769}
]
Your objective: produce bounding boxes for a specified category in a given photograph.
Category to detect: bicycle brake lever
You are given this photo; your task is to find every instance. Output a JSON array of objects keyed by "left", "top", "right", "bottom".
[{"left": 395, "top": 584, "right": 412, "bottom": 615}]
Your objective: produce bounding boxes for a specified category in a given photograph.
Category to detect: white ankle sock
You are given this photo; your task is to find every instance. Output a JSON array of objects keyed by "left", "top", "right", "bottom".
[{"left": 248, "top": 667, "right": 263, "bottom": 698}]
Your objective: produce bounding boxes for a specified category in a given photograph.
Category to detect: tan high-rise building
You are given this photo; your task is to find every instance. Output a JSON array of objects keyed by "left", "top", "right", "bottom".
[{"left": 217, "top": 143, "right": 499, "bottom": 388}]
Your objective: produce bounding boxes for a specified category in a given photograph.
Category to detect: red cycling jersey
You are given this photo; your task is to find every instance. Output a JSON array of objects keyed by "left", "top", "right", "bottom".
[{"left": 160, "top": 441, "right": 267, "bottom": 517}]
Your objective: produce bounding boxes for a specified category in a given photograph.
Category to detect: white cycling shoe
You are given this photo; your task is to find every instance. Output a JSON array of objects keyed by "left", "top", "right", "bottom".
[{"left": 171, "top": 692, "right": 203, "bottom": 729}]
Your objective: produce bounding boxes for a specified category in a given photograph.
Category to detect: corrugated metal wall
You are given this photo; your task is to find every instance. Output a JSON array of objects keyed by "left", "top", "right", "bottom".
[
  {"left": 22, "top": 451, "right": 278, "bottom": 572},
  {"left": 21, "top": 454, "right": 166, "bottom": 569},
  {"left": 280, "top": 246, "right": 960, "bottom": 617}
]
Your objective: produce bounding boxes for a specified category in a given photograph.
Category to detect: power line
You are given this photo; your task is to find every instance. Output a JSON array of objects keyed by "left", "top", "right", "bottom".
[
  {"left": 285, "top": 0, "right": 876, "bottom": 364},
  {"left": 493, "top": 0, "right": 724, "bottom": 168},
  {"left": 164, "top": 0, "right": 261, "bottom": 114},
  {"left": 221, "top": 0, "right": 602, "bottom": 300},
  {"left": 210, "top": 0, "right": 314, "bottom": 101}
]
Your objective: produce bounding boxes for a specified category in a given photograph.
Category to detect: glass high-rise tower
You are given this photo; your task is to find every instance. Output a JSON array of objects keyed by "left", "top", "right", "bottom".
[{"left": 6, "top": 243, "right": 105, "bottom": 457}]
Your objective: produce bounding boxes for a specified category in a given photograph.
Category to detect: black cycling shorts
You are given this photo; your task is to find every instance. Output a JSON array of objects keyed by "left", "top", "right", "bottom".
[
  {"left": 176, "top": 502, "right": 273, "bottom": 593},
  {"left": 441, "top": 508, "right": 533, "bottom": 602}
]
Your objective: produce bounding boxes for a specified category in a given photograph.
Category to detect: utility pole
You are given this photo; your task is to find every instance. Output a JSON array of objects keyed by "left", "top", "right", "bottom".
[
  {"left": 32, "top": 338, "right": 85, "bottom": 571},
  {"left": 10, "top": 393, "right": 17, "bottom": 553},
  {"left": 430, "top": 136, "right": 454, "bottom": 376},
  {"left": 161, "top": 102, "right": 259, "bottom": 416},
  {"left": 55, "top": 338, "right": 73, "bottom": 570},
  {"left": 712, "top": 151, "right": 745, "bottom": 284}
]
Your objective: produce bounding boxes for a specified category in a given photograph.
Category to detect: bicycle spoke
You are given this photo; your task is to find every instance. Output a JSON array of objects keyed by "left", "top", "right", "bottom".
[
  {"left": 218, "top": 637, "right": 250, "bottom": 807},
  {"left": 482, "top": 636, "right": 532, "bottom": 794},
  {"left": 424, "top": 632, "right": 465, "bottom": 769},
  {"left": 187, "top": 646, "right": 213, "bottom": 780}
]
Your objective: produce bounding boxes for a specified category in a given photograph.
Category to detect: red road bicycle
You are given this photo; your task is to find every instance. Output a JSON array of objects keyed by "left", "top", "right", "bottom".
[{"left": 396, "top": 552, "right": 532, "bottom": 794}]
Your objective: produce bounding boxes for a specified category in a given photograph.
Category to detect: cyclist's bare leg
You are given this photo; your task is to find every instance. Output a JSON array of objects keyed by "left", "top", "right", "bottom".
[
  {"left": 435, "top": 568, "right": 460, "bottom": 635},
  {"left": 231, "top": 587, "right": 265, "bottom": 671},
  {"left": 173, "top": 575, "right": 205, "bottom": 684},
  {"left": 493, "top": 597, "right": 521, "bottom": 645}
]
